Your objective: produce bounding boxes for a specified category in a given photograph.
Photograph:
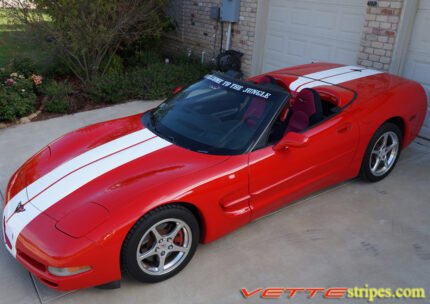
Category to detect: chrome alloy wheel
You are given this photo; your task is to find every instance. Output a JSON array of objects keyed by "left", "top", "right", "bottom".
[
  {"left": 136, "top": 218, "right": 192, "bottom": 276},
  {"left": 369, "top": 131, "right": 399, "bottom": 177}
]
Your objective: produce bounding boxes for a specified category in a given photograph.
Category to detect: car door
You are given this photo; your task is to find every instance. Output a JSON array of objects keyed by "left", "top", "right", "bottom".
[{"left": 248, "top": 112, "right": 359, "bottom": 219}]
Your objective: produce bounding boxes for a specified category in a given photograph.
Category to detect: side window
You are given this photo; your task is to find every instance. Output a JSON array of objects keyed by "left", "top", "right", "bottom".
[
  {"left": 253, "top": 89, "right": 342, "bottom": 151},
  {"left": 268, "top": 108, "right": 291, "bottom": 144},
  {"left": 278, "top": 89, "right": 340, "bottom": 134},
  {"left": 253, "top": 106, "right": 290, "bottom": 150}
]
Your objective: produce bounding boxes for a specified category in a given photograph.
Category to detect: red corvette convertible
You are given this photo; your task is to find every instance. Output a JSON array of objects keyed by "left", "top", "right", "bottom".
[{"left": 2, "top": 63, "right": 427, "bottom": 290}]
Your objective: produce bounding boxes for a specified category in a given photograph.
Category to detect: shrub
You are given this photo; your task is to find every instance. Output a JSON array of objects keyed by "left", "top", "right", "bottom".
[
  {"left": 85, "top": 59, "right": 212, "bottom": 103},
  {"left": 105, "top": 55, "right": 125, "bottom": 76},
  {"left": 6, "top": 53, "right": 60, "bottom": 80},
  {"left": 42, "top": 81, "right": 74, "bottom": 114},
  {"left": 12, "top": 0, "right": 171, "bottom": 82},
  {"left": 85, "top": 72, "right": 131, "bottom": 104},
  {"left": 127, "top": 51, "right": 163, "bottom": 67},
  {"left": 120, "top": 35, "right": 170, "bottom": 68},
  {"left": 0, "top": 68, "right": 11, "bottom": 80},
  {"left": 11, "top": 56, "right": 39, "bottom": 77},
  {"left": 39, "top": 54, "right": 72, "bottom": 78},
  {"left": 131, "top": 62, "right": 213, "bottom": 99},
  {"left": 0, "top": 78, "right": 37, "bottom": 121}
]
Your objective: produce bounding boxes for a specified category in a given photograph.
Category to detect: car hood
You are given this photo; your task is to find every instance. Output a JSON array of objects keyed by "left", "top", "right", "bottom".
[{"left": 7, "top": 113, "right": 230, "bottom": 221}]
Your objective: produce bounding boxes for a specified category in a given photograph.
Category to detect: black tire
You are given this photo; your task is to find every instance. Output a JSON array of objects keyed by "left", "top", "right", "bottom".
[
  {"left": 360, "top": 122, "right": 402, "bottom": 182},
  {"left": 121, "top": 205, "right": 199, "bottom": 283}
]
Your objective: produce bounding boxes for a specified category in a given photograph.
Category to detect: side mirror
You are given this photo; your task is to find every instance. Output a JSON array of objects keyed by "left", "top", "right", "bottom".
[
  {"left": 172, "top": 86, "right": 183, "bottom": 95},
  {"left": 273, "top": 132, "right": 309, "bottom": 151}
]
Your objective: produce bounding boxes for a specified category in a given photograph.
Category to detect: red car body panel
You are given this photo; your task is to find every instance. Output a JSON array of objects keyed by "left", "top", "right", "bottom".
[{"left": 3, "top": 63, "right": 427, "bottom": 290}]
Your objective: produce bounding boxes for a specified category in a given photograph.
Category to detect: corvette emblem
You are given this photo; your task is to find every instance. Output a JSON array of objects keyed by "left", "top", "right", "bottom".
[{"left": 15, "top": 202, "right": 25, "bottom": 213}]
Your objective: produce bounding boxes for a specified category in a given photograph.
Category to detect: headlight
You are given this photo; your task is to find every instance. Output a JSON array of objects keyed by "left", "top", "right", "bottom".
[{"left": 48, "top": 266, "right": 92, "bottom": 277}]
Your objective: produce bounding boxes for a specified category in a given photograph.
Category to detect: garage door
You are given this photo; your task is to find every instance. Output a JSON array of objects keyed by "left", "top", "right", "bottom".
[
  {"left": 402, "top": 0, "right": 430, "bottom": 139},
  {"left": 260, "top": 0, "right": 366, "bottom": 72}
]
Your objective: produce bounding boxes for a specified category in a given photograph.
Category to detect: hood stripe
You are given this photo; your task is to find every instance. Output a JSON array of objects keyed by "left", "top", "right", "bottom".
[
  {"left": 26, "top": 129, "right": 156, "bottom": 201},
  {"left": 3, "top": 129, "right": 171, "bottom": 257},
  {"left": 289, "top": 65, "right": 383, "bottom": 92},
  {"left": 6, "top": 134, "right": 157, "bottom": 223},
  {"left": 5, "top": 129, "right": 154, "bottom": 220}
]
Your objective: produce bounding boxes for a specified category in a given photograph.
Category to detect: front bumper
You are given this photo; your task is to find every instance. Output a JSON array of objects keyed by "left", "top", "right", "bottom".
[{"left": 3, "top": 210, "right": 121, "bottom": 291}]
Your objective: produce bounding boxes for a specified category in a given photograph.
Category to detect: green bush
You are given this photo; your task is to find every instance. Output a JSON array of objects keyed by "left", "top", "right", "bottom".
[
  {"left": 86, "top": 59, "right": 212, "bottom": 103},
  {"left": 0, "top": 79, "right": 37, "bottom": 121},
  {"left": 0, "top": 67, "right": 11, "bottom": 80},
  {"left": 42, "top": 81, "right": 74, "bottom": 114},
  {"left": 105, "top": 55, "right": 125, "bottom": 75},
  {"left": 130, "top": 62, "right": 212, "bottom": 99},
  {"left": 85, "top": 72, "right": 131, "bottom": 104},
  {"left": 16, "top": 0, "right": 171, "bottom": 82},
  {"left": 127, "top": 51, "right": 163, "bottom": 67},
  {"left": 11, "top": 56, "right": 39, "bottom": 77},
  {"left": 39, "top": 54, "right": 72, "bottom": 78},
  {"left": 6, "top": 53, "right": 61, "bottom": 79}
]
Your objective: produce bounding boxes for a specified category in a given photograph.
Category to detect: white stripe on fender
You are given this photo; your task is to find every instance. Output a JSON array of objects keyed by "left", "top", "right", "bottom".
[
  {"left": 289, "top": 65, "right": 383, "bottom": 92},
  {"left": 3, "top": 130, "right": 171, "bottom": 257},
  {"left": 4, "top": 128, "right": 154, "bottom": 220}
]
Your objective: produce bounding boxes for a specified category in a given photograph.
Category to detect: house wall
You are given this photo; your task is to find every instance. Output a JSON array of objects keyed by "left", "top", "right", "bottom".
[
  {"left": 162, "top": 0, "right": 257, "bottom": 76},
  {"left": 163, "top": 0, "right": 405, "bottom": 76},
  {"left": 358, "top": 0, "right": 404, "bottom": 70}
]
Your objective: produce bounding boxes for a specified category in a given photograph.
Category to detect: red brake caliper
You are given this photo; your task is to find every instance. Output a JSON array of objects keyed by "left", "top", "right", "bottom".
[{"left": 174, "top": 230, "right": 184, "bottom": 246}]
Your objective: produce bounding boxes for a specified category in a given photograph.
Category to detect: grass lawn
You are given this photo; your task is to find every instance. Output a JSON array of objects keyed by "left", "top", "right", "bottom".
[{"left": 0, "top": 9, "right": 47, "bottom": 67}]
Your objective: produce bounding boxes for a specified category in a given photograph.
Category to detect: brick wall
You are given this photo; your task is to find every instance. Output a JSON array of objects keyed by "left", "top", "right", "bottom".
[
  {"left": 163, "top": 0, "right": 257, "bottom": 76},
  {"left": 165, "top": 0, "right": 405, "bottom": 75},
  {"left": 358, "top": 0, "right": 404, "bottom": 70}
]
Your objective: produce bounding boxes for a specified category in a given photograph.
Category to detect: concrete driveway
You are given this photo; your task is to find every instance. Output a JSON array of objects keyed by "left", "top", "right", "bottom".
[{"left": 1, "top": 101, "right": 429, "bottom": 304}]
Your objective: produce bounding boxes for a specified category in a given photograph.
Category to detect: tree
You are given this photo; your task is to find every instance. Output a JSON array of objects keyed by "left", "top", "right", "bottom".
[{"left": 10, "top": 0, "right": 169, "bottom": 82}]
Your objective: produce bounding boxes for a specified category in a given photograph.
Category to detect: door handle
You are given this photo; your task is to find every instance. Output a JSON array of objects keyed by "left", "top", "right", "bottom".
[{"left": 337, "top": 123, "right": 352, "bottom": 134}]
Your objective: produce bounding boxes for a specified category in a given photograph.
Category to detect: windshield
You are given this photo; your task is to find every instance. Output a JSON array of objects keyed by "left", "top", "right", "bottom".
[{"left": 142, "top": 74, "right": 289, "bottom": 155}]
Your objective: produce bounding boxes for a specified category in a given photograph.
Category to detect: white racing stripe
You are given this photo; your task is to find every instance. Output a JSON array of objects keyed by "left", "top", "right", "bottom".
[
  {"left": 2, "top": 188, "right": 28, "bottom": 254},
  {"left": 299, "top": 68, "right": 383, "bottom": 91},
  {"left": 3, "top": 129, "right": 172, "bottom": 257},
  {"left": 27, "top": 129, "right": 155, "bottom": 200},
  {"left": 4, "top": 128, "right": 154, "bottom": 220},
  {"left": 289, "top": 65, "right": 383, "bottom": 92},
  {"left": 289, "top": 65, "right": 363, "bottom": 91}
]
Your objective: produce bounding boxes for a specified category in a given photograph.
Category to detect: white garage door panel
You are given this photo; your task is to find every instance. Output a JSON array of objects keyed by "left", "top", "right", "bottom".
[
  {"left": 403, "top": 0, "right": 430, "bottom": 138},
  {"left": 261, "top": 0, "right": 366, "bottom": 72}
]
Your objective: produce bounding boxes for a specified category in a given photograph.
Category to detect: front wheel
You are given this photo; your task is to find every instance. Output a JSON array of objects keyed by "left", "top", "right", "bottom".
[
  {"left": 360, "top": 122, "right": 402, "bottom": 182},
  {"left": 122, "top": 205, "right": 199, "bottom": 283}
]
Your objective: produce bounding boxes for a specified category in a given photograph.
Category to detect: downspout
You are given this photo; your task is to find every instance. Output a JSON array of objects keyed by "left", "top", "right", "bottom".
[{"left": 225, "top": 22, "right": 233, "bottom": 50}]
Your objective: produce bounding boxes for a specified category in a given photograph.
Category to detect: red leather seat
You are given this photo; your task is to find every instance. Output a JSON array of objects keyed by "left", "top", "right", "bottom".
[
  {"left": 242, "top": 76, "right": 275, "bottom": 127},
  {"left": 286, "top": 88, "right": 323, "bottom": 133},
  {"left": 243, "top": 98, "right": 266, "bottom": 127}
]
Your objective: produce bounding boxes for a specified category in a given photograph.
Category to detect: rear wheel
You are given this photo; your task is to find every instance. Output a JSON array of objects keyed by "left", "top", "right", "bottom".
[
  {"left": 360, "top": 123, "right": 402, "bottom": 182},
  {"left": 122, "top": 205, "right": 199, "bottom": 283}
]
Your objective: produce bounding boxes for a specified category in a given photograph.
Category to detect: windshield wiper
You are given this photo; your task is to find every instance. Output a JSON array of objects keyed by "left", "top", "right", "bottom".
[
  {"left": 166, "top": 135, "right": 176, "bottom": 144},
  {"left": 149, "top": 112, "right": 178, "bottom": 145},
  {"left": 150, "top": 112, "right": 160, "bottom": 134}
]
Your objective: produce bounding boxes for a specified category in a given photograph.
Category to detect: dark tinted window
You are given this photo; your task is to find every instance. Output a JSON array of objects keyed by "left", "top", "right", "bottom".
[{"left": 143, "top": 74, "right": 289, "bottom": 155}]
